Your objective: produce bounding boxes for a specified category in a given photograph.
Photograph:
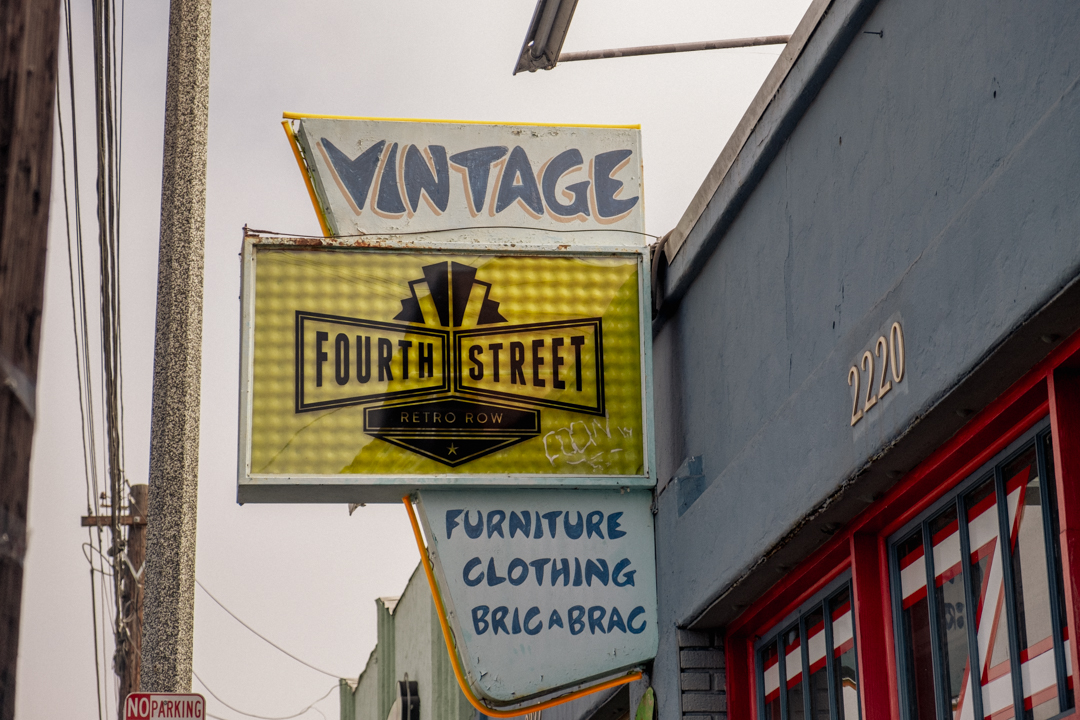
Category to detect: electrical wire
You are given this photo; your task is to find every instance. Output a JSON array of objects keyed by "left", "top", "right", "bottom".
[
  {"left": 89, "top": 0, "right": 124, "bottom": 643},
  {"left": 115, "top": 0, "right": 129, "bottom": 498},
  {"left": 86, "top": 532, "right": 105, "bottom": 720},
  {"left": 56, "top": 76, "right": 95, "bottom": 521},
  {"left": 195, "top": 581, "right": 346, "bottom": 679},
  {"left": 208, "top": 711, "right": 326, "bottom": 720},
  {"left": 193, "top": 672, "right": 337, "bottom": 720},
  {"left": 59, "top": 1, "right": 110, "bottom": 716},
  {"left": 208, "top": 709, "right": 326, "bottom": 720},
  {"left": 244, "top": 224, "right": 663, "bottom": 240},
  {"left": 60, "top": 0, "right": 101, "bottom": 519},
  {"left": 98, "top": 539, "right": 115, "bottom": 719},
  {"left": 59, "top": 0, "right": 130, "bottom": 710},
  {"left": 81, "top": 543, "right": 117, "bottom": 577},
  {"left": 86, "top": 0, "right": 129, "bottom": 709}
]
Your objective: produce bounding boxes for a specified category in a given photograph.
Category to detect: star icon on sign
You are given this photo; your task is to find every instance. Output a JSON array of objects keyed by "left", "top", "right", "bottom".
[{"left": 447, "top": 443, "right": 458, "bottom": 456}]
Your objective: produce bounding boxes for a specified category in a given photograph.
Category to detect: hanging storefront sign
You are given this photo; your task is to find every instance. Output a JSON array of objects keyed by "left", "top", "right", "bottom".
[
  {"left": 238, "top": 115, "right": 658, "bottom": 714},
  {"left": 238, "top": 243, "right": 650, "bottom": 502},
  {"left": 238, "top": 116, "right": 654, "bottom": 503},
  {"left": 413, "top": 488, "right": 658, "bottom": 707},
  {"left": 284, "top": 114, "right": 645, "bottom": 247}
]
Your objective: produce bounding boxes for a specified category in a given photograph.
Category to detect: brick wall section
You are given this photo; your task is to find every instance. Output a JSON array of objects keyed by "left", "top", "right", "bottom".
[{"left": 678, "top": 629, "right": 726, "bottom": 720}]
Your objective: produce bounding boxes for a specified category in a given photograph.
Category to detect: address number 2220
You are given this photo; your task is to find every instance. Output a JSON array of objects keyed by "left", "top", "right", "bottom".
[{"left": 848, "top": 322, "right": 905, "bottom": 427}]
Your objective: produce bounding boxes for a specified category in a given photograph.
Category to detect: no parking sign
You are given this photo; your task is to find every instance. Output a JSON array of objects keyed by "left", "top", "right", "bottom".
[{"left": 124, "top": 694, "right": 205, "bottom": 720}]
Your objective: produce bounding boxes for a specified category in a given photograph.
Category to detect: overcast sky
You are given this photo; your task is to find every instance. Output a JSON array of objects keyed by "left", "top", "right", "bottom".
[{"left": 18, "top": 0, "right": 810, "bottom": 718}]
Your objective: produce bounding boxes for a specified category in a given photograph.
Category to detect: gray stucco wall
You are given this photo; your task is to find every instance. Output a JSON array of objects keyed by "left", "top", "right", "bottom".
[{"left": 650, "top": 0, "right": 1080, "bottom": 715}]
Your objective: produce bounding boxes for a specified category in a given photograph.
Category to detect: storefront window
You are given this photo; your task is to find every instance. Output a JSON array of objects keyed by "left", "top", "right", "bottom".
[
  {"left": 891, "top": 426, "right": 1072, "bottom": 720},
  {"left": 758, "top": 582, "right": 861, "bottom": 720}
]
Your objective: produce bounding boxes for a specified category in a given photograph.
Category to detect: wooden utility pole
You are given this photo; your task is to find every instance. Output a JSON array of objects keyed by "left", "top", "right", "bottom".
[
  {"left": 81, "top": 484, "right": 148, "bottom": 717},
  {"left": 120, "top": 484, "right": 147, "bottom": 712},
  {"left": 0, "top": 0, "right": 62, "bottom": 716}
]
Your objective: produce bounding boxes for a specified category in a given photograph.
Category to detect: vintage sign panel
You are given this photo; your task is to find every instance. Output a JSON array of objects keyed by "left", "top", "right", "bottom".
[
  {"left": 286, "top": 114, "right": 645, "bottom": 249},
  {"left": 238, "top": 236, "right": 654, "bottom": 502},
  {"left": 415, "top": 488, "right": 658, "bottom": 706}
]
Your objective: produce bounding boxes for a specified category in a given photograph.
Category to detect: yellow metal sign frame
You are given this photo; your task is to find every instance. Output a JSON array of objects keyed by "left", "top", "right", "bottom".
[{"left": 237, "top": 231, "right": 655, "bottom": 503}]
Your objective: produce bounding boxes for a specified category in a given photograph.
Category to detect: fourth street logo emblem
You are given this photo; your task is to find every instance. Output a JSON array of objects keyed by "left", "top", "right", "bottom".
[{"left": 295, "top": 261, "right": 605, "bottom": 467}]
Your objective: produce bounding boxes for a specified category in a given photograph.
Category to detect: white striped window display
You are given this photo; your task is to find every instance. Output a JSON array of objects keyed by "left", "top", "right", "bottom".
[
  {"left": 892, "top": 428, "right": 1073, "bottom": 720},
  {"left": 759, "top": 582, "right": 861, "bottom": 720}
]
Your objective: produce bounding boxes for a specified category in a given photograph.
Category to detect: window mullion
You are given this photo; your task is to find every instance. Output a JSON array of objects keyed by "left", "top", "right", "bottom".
[
  {"left": 995, "top": 466, "right": 1027, "bottom": 718},
  {"left": 801, "top": 616, "right": 812, "bottom": 720},
  {"left": 957, "top": 494, "right": 985, "bottom": 720},
  {"left": 922, "top": 521, "right": 949, "bottom": 720},
  {"left": 759, "top": 646, "right": 769, "bottom": 720},
  {"left": 846, "top": 585, "right": 863, "bottom": 720},
  {"left": 779, "top": 636, "right": 790, "bottom": 720},
  {"left": 890, "top": 543, "right": 915, "bottom": 720},
  {"left": 823, "top": 598, "right": 839, "bottom": 720},
  {"left": 1036, "top": 431, "right": 1070, "bottom": 710}
]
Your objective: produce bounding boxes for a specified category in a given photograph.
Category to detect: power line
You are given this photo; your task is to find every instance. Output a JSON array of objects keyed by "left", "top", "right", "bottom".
[
  {"left": 195, "top": 580, "right": 348, "bottom": 679},
  {"left": 55, "top": 55, "right": 94, "bottom": 521},
  {"left": 245, "top": 224, "right": 663, "bottom": 240},
  {"left": 59, "top": 0, "right": 130, "bottom": 711},
  {"left": 193, "top": 672, "right": 336, "bottom": 720},
  {"left": 57, "top": 30, "right": 107, "bottom": 718},
  {"left": 208, "top": 711, "right": 327, "bottom": 720},
  {"left": 59, "top": 5, "right": 111, "bottom": 717},
  {"left": 98, "top": 544, "right": 115, "bottom": 718},
  {"left": 89, "top": 0, "right": 127, "bottom": 671},
  {"left": 86, "top": 533, "right": 105, "bottom": 720},
  {"left": 59, "top": 0, "right": 102, "bottom": 520}
]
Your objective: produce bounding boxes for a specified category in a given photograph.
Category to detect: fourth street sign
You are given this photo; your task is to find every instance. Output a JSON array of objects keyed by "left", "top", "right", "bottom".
[
  {"left": 239, "top": 246, "right": 648, "bottom": 499},
  {"left": 238, "top": 116, "right": 655, "bottom": 503},
  {"left": 238, "top": 116, "right": 657, "bottom": 710}
]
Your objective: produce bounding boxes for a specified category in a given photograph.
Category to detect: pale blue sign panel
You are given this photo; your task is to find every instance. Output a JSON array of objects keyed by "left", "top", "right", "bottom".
[{"left": 416, "top": 488, "right": 658, "bottom": 706}]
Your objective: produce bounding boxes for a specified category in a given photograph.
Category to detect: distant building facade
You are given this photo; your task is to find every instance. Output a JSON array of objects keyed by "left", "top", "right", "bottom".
[
  {"left": 339, "top": 567, "right": 473, "bottom": 720},
  {"left": 340, "top": 566, "right": 632, "bottom": 720}
]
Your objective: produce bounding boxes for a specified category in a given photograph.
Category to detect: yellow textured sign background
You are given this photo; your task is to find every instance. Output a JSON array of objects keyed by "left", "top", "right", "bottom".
[{"left": 249, "top": 248, "right": 644, "bottom": 476}]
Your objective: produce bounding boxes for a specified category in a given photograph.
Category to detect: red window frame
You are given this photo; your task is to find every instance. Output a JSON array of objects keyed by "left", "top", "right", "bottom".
[{"left": 726, "top": 329, "right": 1080, "bottom": 720}]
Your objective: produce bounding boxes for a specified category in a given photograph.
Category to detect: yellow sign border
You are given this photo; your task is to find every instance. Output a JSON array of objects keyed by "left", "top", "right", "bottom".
[{"left": 237, "top": 233, "right": 656, "bottom": 504}]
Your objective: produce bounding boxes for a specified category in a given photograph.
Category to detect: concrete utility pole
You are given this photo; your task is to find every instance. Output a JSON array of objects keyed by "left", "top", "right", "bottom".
[
  {"left": 141, "top": 0, "right": 211, "bottom": 693},
  {"left": 0, "top": 0, "right": 61, "bottom": 716}
]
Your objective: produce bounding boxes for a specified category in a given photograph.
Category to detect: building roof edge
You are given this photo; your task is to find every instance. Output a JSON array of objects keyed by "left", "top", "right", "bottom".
[
  {"left": 655, "top": 0, "right": 885, "bottom": 325},
  {"left": 663, "top": 0, "right": 835, "bottom": 263}
]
